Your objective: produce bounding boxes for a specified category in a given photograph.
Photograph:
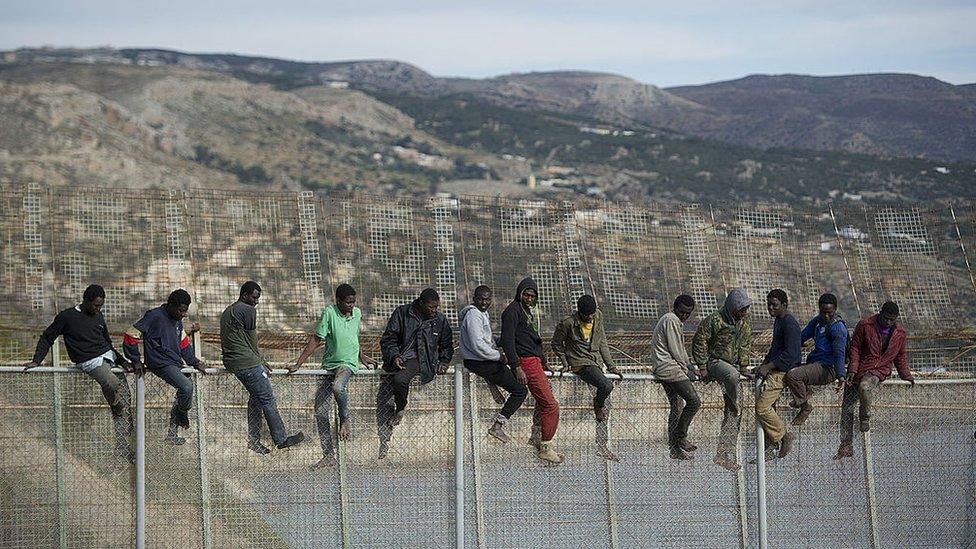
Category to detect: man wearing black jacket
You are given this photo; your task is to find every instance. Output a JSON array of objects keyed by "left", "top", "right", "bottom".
[
  {"left": 24, "top": 284, "right": 133, "bottom": 458},
  {"left": 375, "top": 288, "right": 453, "bottom": 458}
]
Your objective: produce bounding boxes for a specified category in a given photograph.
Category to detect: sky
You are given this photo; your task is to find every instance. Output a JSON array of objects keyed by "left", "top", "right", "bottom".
[{"left": 1, "top": 0, "right": 974, "bottom": 87}]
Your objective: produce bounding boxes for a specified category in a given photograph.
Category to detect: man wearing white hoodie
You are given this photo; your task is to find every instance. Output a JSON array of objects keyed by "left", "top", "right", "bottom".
[{"left": 460, "top": 285, "right": 528, "bottom": 443}]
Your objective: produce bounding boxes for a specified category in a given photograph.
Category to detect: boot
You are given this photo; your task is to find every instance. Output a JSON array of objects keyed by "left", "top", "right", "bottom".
[
  {"left": 596, "top": 444, "right": 619, "bottom": 462},
  {"left": 713, "top": 453, "right": 741, "bottom": 471},
  {"left": 537, "top": 441, "right": 564, "bottom": 464},
  {"left": 677, "top": 439, "right": 698, "bottom": 452},
  {"left": 859, "top": 419, "right": 870, "bottom": 432},
  {"left": 310, "top": 454, "right": 337, "bottom": 469},
  {"left": 832, "top": 440, "right": 854, "bottom": 460},
  {"left": 778, "top": 432, "right": 795, "bottom": 458},
  {"left": 749, "top": 446, "right": 778, "bottom": 464},
  {"left": 390, "top": 409, "right": 406, "bottom": 428},
  {"left": 248, "top": 439, "right": 271, "bottom": 455},
  {"left": 670, "top": 446, "right": 694, "bottom": 460},
  {"left": 527, "top": 424, "right": 542, "bottom": 450},
  {"left": 792, "top": 403, "right": 813, "bottom": 426},
  {"left": 164, "top": 423, "right": 186, "bottom": 446},
  {"left": 276, "top": 432, "right": 305, "bottom": 450},
  {"left": 488, "top": 421, "right": 511, "bottom": 443}
]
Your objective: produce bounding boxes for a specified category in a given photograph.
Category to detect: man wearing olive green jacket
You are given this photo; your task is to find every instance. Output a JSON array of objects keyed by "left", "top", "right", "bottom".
[
  {"left": 552, "top": 294, "right": 623, "bottom": 461},
  {"left": 691, "top": 288, "right": 753, "bottom": 471}
]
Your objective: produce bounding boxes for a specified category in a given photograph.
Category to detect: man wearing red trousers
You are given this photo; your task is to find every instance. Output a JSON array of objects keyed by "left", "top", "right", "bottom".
[{"left": 501, "top": 277, "right": 563, "bottom": 464}]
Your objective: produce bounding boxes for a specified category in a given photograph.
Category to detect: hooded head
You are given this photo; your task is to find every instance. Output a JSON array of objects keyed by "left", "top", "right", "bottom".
[
  {"left": 514, "top": 277, "right": 539, "bottom": 304},
  {"left": 722, "top": 288, "right": 752, "bottom": 324}
]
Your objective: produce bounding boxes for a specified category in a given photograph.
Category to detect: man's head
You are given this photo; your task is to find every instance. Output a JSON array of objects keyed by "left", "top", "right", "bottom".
[
  {"left": 166, "top": 289, "right": 192, "bottom": 320},
  {"left": 520, "top": 287, "right": 538, "bottom": 307},
  {"left": 879, "top": 301, "right": 899, "bottom": 328},
  {"left": 576, "top": 295, "right": 597, "bottom": 323},
  {"left": 81, "top": 284, "right": 106, "bottom": 315},
  {"left": 766, "top": 289, "right": 789, "bottom": 318},
  {"left": 673, "top": 294, "right": 696, "bottom": 323},
  {"left": 335, "top": 284, "right": 356, "bottom": 315},
  {"left": 723, "top": 288, "right": 752, "bottom": 322},
  {"left": 417, "top": 288, "right": 441, "bottom": 319},
  {"left": 239, "top": 281, "right": 262, "bottom": 307},
  {"left": 818, "top": 293, "right": 838, "bottom": 324},
  {"left": 473, "top": 285, "right": 492, "bottom": 312}
]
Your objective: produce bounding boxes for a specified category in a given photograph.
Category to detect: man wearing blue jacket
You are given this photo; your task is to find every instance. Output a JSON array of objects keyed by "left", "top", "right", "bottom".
[
  {"left": 123, "top": 289, "right": 207, "bottom": 445},
  {"left": 754, "top": 289, "right": 801, "bottom": 460},
  {"left": 785, "top": 293, "right": 849, "bottom": 426}
]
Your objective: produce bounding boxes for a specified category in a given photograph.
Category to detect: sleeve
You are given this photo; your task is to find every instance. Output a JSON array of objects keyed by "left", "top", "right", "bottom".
[
  {"left": 830, "top": 322, "right": 848, "bottom": 378},
  {"left": 314, "top": 309, "right": 331, "bottom": 341},
  {"left": 598, "top": 322, "right": 616, "bottom": 370},
  {"left": 500, "top": 305, "right": 519, "bottom": 367},
  {"left": 32, "top": 312, "right": 66, "bottom": 364},
  {"left": 122, "top": 311, "right": 152, "bottom": 363},
  {"left": 179, "top": 327, "right": 201, "bottom": 367},
  {"left": 666, "top": 317, "right": 690, "bottom": 367},
  {"left": 772, "top": 319, "right": 802, "bottom": 372},
  {"left": 233, "top": 305, "right": 257, "bottom": 331},
  {"left": 800, "top": 317, "right": 816, "bottom": 344},
  {"left": 438, "top": 318, "right": 454, "bottom": 363},
  {"left": 893, "top": 333, "right": 912, "bottom": 381},
  {"left": 848, "top": 322, "right": 864, "bottom": 377},
  {"left": 550, "top": 318, "right": 569, "bottom": 367},
  {"left": 691, "top": 320, "right": 710, "bottom": 366},
  {"left": 464, "top": 313, "right": 501, "bottom": 361},
  {"left": 738, "top": 320, "right": 752, "bottom": 368},
  {"left": 379, "top": 308, "right": 403, "bottom": 363}
]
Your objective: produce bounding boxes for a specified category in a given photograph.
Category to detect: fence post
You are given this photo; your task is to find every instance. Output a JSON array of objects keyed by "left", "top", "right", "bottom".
[
  {"left": 754, "top": 380, "right": 768, "bottom": 549},
  {"left": 862, "top": 431, "right": 882, "bottom": 548},
  {"left": 193, "top": 331, "right": 213, "bottom": 549},
  {"left": 135, "top": 373, "right": 146, "bottom": 549},
  {"left": 454, "top": 367, "right": 465, "bottom": 549},
  {"left": 602, "top": 426, "right": 619, "bottom": 549},
  {"left": 466, "top": 373, "right": 487, "bottom": 548},
  {"left": 52, "top": 339, "right": 67, "bottom": 549},
  {"left": 337, "top": 401, "right": 352, "bottom": 549}
]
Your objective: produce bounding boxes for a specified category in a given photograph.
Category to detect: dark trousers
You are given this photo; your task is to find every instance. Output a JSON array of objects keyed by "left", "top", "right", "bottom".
[
  {"left": 464, "top": 359, "right": 528, "bottom": 419},
  {"left": 784, "top": 362, "right": 835, "bottom": 407},
  {"left": 149, "top": 363, "right": 195, "bottom": 428},
  {"left": 376, "top": 359, "right": 421, "bottom": 444},
  {"left": 574, "top": 365, "right": 614, "bottom": 410},
  {"left": 661, "top": 379, "right": 702, "bottom": 447},
  {"left": 234, "top": 365, "right": 288, "bottom": 446}
]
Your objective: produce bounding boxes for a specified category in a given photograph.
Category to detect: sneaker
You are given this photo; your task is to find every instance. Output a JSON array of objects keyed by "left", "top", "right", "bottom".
[
  {"left": 677, "top": 439, "right": 698, "bottom": 452},
  {"left": 164, "top": 432, "right": 187, "bottom": 446},
  {"left": 859, "top": 419, "right": 870, "bottom": 432},
  {"left": 670, "top": 447, "right": 694, "bottom": 460},
  {"left": 248, "top": 440, "right": 271, "bottom": 455},
  {"left": 390, "top": 410, "right": 405, "bottom": 428},
  {"left": 833, "top": 441, "right": 854, "bottom": 460},
  {"left": 714, "top": 454, "right": 741, "bottom": 471},
  {"left": 488, "top": 422, "right": 512, "bottom": 443},
  {"left": 792, "top": 403, "right": 814, "bottom": 426},
  {"left": 778, "top": 432, "right": 795, "bottom": 458},
  {"left": 537, "top": 442, "right": 564, "bottom": 464},
  {"left": 310, "top": 455, "right": 337, "bottom": 469},
  {"left": 487, "top": 383, "right": 506, "bottom": 406},
  {"left": 788, "top": 399, "right": 802, "bottom": 409},
  {"left": 596, "top": 445, "right": 620, "bottom": 462},
  {"left": 276, "top": 432, "right": 305, "bottom": 450}
]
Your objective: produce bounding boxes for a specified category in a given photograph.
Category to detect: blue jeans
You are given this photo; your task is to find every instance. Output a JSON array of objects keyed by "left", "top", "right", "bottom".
[
  {"left": 314, "top": 367, "right": 353, "bottom": 456},
  {"left": 234, "top": 365, "right": 287, "bottom": 446},
  {"left": 149, "top": 363, "right": 194, "bottom": 428}
]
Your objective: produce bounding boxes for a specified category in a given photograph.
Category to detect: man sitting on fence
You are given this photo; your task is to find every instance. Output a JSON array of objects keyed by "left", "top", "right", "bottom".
[
  {"left": 785, "top": 293, "right": 848, "bottom": 426},
  {"left": 552, "top": 294, "right": 623, "bottom": 461},
  {"left": 292, "top": 283, "right": 376, "bottom": 468},
  {"left": 753, "top": 289, "right": 801, "bottom": 462},
  {"left": 501, "top": 277, "right": 564, "bottom": 465},
  {"left": 834, "top": 301, "right": 914, "bottom": 460},
  {"left": 25, "top": 284, "right": 133, "bottom": 460},
  {"left": 122, "top": 289, "right": 207, "bottom": 446},
  {"left": 220, "top": 281, "right": 304, "bottom": 454},
  {"left": 652, "top": 294, "right": 701, "bottom": 461},
  {"left": 692, "top": 288, "right": 753, "bottom": 471},
  {"left": 376, "top": 288, "right": 453, "bottom": 459},
  {"left": 459, "top": 285, "right": 528, "bottom": 444}
]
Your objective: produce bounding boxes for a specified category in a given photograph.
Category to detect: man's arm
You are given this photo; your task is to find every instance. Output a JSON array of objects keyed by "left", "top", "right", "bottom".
[
  {"left": 597, "top": 321, "right": 618, "bottom": 372},
  {"left": 771, "top": 319, "right": 801, "bottom": 372},
  {"left": 122, "top": 312, "right": 151, "bottom": 365},
  {"left": 500, "top": 305, "right": 519, "bottom": 367},
  {"left": 691, "top": 320, "right": 710, "bottom": 366},
  {"left": 438, "top": 318, "right": 454, "bottom": 365},
  {"left": 550, "top": 318, "right": 570, "bottom": 371},
  {"left": 847, "top": 322, "right": 864, "bottom": 380},
  {"left": 291, "top": 333, "right": 323, "bottom": 373},
  {"left": 379, "top": 309, "right": 403, "bottom": 366},
  {"left": 830, "top": 322, "right": 848, "bottom": 379},
  {"left": 464, "top": 313, "right": 501, "bottom": 362},
  {"left": 892, "top": 333, "right": 913, "bottom": 383},
  {"left": 738, "top": 320, "right": 752, "bottom": 369},
  {"left": 178, "top": 327, "right": 202, "bottom": 369},
  {"left": 28, "top": 313, "right": 66, "bottom": 367},
  {"left": 665, "top": 316, "right": 690, "bottom": 366},
  {"left": 800, "top": 317, "right": 816, "bottom": 344}
]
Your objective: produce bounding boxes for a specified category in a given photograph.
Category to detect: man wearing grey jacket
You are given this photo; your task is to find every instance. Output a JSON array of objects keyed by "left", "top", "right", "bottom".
[
  {"left": 460, "top": 286, "right": 528, "bottom": 443},
  {"left": 651, "top": 295, "right": 700, "bottom": 460}
]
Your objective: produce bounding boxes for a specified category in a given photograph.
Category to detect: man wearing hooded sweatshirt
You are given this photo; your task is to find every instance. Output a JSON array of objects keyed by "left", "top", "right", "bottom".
[
  {"left": 375, "top": 288, "right": 453, "bottom": 458},
  {"left": 753, "top": 289, "right": 801, "bottom": 461},
  {"left": 834, "top": 301, "right": 914, "bottom": 460},
  {"left": 692, "top": 288, "right": 753, "bottom": 471},
  {"left": 501, "top": 278, "right": 563, "bottom": 464},
  {"left": 651, "top": 295, "right": 700, "bottom": 460},
  {"left": 552, "top": 294, "right": 623, "bottom": 461},
  {"left": 785, "top": 293, "right": 848, "bottom": 426},
  {"left": 460, "top": 285, "right": 528, "bottom": 443}
]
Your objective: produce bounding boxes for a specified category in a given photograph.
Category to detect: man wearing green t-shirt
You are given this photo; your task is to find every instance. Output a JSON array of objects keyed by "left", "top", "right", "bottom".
[{"left": 292, "top": 284, "right": 376, "bottom": 468}]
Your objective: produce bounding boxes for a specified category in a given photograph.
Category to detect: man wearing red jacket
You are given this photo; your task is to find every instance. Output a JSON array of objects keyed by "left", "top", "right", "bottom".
[{"left": 834, "top": 301, "right": 914, "bottom": 459}]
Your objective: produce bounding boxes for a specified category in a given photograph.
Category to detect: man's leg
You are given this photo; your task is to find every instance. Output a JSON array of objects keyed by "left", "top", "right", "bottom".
[
  {"left": 520, "top": 356, "right": 562, "bottom": 463},
  {"left": 834, "top": 384, "right": 858, "bottom": 459},
  {"left": 236, "top": 366, "right": 300, "bottom": 449},
  {"left": 708, "top": 359, "right": 742, "bottom": 469},
  {"left": 755, "top": 371, "right": 790, "bottom": 458},
  {"left": 375, "top": 375, "right": 396, "bottom": 458},
  {"left": 671, "top": 379, "right": 701, "bottom": 452},
  {"left": 465, "top": 360, "right": 528, "bottom": 443},
  {"left": 333, "top": 367, "right": 354, "bottom": 440},
  {"left": 857, "top": 375, "right": 881, "bottom": 432},
  {"left": 574, "top": 365, "right": 616, "bottom": 459},
  {"left": 390, "top": 359, "right": 421, "bottom": 425},
  {"left": 86, "top": 360, "right": 131, "bottom": 459},
  {"left": 313, "top": 374, "right": 337, "bottom": 463},
  {"left": 785, "top": 362, "right": 835, "bottom": 426},
  {"left": 150, "top": 363, "right": 195, "bottom": 445}
]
